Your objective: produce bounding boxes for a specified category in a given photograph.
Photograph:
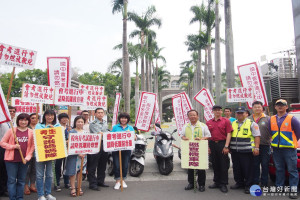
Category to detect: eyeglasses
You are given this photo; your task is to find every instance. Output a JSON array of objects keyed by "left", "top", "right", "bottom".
[{"left": 9, "top": 111, "right": 16, "bottom": 113}]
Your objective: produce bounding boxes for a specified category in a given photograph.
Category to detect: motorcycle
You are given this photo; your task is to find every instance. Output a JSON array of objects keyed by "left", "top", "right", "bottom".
[
  {"left": 129, "top": 126, "right": 153, "bottom": 177},
  {"left": 152, "top": 123, "right": 177, "bottom": 175}
]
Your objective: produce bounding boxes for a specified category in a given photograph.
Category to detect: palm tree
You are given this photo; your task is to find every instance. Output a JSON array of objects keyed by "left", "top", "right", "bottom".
[
  {"left": 214, "top": 0, "right": 221, "bottom": 104},
  {"left": 153, "top": 47, "right": 166, "bottom": 95},
  {"left": 178, "top": 63, "right": 195, "bottom": 99},
  {"left": 224, "top": 0, "right": 235, "bottom": 88},
  {"left": 157, "top": 66, "right": 170, "bottom": 120},
  {"left": 128, "top": 5, "right": 162, "bottom": 92},
  {"left": 112, "top": 0, "right": 131, "bottom": 113}
]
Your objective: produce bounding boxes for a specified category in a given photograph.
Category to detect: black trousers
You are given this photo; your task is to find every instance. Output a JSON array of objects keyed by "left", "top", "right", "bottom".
[
  {"left": 209, "top": 140, "right": 230, "bottom": 185},
  {"left": 231, "top": 151, "right": 254, "bottom": 187},
  {"left": 87, "top": 142, "right": 108, "bottom": 187},
  {"left": 187, "top": 169, "right": 206, "bottom": 186},
  {"left": 0, "top": 147, "right": 7, "bottom": 194}
]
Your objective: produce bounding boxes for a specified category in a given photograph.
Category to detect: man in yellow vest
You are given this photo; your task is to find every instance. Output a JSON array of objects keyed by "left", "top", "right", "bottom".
[
  {"left": 230, "top": 106, "right": 260, "bottom": 194},
  {"left": 270, "top": 99, "right": 300, "bottom": 199},
  {"left": 181, "top": 110, "right": 211, "bottom": 192}
]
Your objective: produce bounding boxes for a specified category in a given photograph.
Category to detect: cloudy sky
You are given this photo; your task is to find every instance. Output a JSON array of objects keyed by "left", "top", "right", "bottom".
[{"left": 0, "top": 0, "right": 295, "bottom": 76}]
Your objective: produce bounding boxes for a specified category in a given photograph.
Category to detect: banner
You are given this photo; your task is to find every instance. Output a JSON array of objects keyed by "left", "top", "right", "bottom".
[
  {"left": 79, "top": 84, "right": 106, "bottom": 110},
  {"left": 0, "top": 43, "right": 37, "bottom": 69},
  {"left": 68, "top": 133, "right": 102, "bottom": 155},
  {"left": 172, "top": 94, "right": 185, "bottom": 136},
  {"left": 54, "top": 87, "right": 86, "bottom": 106},
  {"left": 135, "top": 92, "right": 156, "bottom": 132},
  {"left": 238, "top": 62, "right": 268, "bottom": 108},
  {"left": 0, "top": 84, "right": 11, "bottom": 124},
  {"left": 103, "top": 131, "right": 135, "bottom": 152},
  {"left": 226, "top": 87, "right": 254, "bottom": 103},
  {"left": 11, "top": 97, "right": 42, "bottom": 115},
  {"left": 179, "top": 92, "right": 193, "bottom": 124},
  {"left": 194, "top": 88, "right": 215, "bottom": 121},
  {"left": 34, "top": 127, "right": 67, "bottom": 162},
  {"left": 154, "top": 97, "right": 161, "bottom": 132},
  {"left": 21, "top": 83, "right": 55, "bottom": 104},
  {"left": 181, "top": 140, "right": 209, "bottom": 170},
  {"left": 112, "top": 93, "right": 121, "bottom": 127},
  {"left": 47, "top": 57, "right": 71, "bottom": 88}
]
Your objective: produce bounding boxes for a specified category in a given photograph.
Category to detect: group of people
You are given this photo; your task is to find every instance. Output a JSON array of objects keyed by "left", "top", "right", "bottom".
[
  {"left": 181, "top": 99, "right": 300, "bottom": 199},
  {"left": 0, "top": 106, "right": 134, "bottom": 200}
]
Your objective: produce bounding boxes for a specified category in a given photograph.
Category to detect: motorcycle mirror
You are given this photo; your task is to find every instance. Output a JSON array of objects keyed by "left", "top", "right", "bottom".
[
  {"left": 133, "top": 126, "right": 138, "bottom": 131},
  {"left": 155, "top": 123, "right": 161, "bottom": 128},
  {"left": 173, "top": 129, "right": 177, "bottom": 133},
  {"left": 148, "top": 137, "right": 154, "bottom": 140}
]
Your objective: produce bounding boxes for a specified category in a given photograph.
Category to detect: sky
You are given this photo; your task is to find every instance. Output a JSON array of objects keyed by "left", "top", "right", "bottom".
[{"left": 0, "top": 0, "right": 295, "bottom": 76}]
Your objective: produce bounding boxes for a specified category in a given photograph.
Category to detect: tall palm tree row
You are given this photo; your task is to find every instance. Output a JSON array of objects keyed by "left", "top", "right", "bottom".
[{"left": 214, "top": 0, "right": 221, "bottom": 104}]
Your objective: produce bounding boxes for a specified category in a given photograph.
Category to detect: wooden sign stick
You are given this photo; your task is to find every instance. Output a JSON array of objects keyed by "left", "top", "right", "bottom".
[
  {"left": 68, "top": 106, "right": 72, "bottom": 126},
  {"left": 119, "top": 150, "right": 123, "bottom": 192},
  {"left": 6, "top": 67, "right": 15, "bottom": 103},
  {"left": 10, "top": 122, "right": 26, "bottom": 164},
  {"left": 77, "top": 157, "right": 84, "bottom": 196}
]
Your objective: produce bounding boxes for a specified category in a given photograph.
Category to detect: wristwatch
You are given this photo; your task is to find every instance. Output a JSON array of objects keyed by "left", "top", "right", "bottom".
[
  {"left": 254, "top": 147, "right": 259, "bottom": 151},
  {"left": 224, "top": 146, "right": 229, "bottom": 149}
]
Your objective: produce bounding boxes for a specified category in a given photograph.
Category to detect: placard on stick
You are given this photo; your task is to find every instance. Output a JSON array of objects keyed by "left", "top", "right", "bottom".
[{"left": 181, "top": 140, "right": 208, "bottom": 170}]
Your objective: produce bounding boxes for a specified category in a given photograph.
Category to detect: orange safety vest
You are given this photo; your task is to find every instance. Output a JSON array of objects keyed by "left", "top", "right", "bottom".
[{"left": 270, "top": 115, "right": 298, "bottom": 148}]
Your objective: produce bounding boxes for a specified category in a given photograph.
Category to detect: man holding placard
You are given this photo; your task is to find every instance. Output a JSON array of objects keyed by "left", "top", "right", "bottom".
[
  {"left": 230, "top": 106, "right": 260, "bottom": 194},
  {"left": 206, "top": 105, "right": 233, "bottom": 193},
  {"left": 181, "top": 110, "right": 211, "bottom": 192},
  {"left": 88, "top": 108, "right": 109, "bottom": 191}
]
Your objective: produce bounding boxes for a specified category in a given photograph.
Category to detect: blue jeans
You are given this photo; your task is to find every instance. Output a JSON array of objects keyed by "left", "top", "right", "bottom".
[
  {"left": 5, "top": 162, "right": 29, "bottom": 200},
  {"left": 112, "top": 150, "right": 131, "bottom": 180},
  {"left": 253, "top": 145, "right": 270, "bottom": 185},
  {"left": 272, "top": 147, "right": 299, "bottom": 187},
  {"left": 36, "top": 161, "right": 53, "bottom": 197}
]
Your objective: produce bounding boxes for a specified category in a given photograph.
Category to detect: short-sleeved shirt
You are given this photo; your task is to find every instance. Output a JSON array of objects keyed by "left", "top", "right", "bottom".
[
  {"left": 229, "top": 117, "right": 236, "bottom": 124},
  {"left": 181, "top": 121, "right": 211, "bottom": 139},
  {"left": 13, "top": 129, "right": 28, "bottom": 162},
  {"left": 206, "top": 117, "right": 233, "bottom": 141},
  {"left": 111, "top": 124, "right": 134, "bottom": 132},
  {"left": 89, "top": 118, "right": 108, "bottom": 134}
]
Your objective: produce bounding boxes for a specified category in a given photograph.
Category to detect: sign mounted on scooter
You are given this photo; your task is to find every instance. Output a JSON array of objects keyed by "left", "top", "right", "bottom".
[{"left": 103, "top": 131, "right": 135, "bottom": 152}]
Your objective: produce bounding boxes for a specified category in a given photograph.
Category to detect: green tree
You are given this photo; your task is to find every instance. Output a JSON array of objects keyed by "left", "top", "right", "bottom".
[
  {"left": 157, "top": 66, "right": 170, "bottom": 120},
  {"left": 178, "top": 63, "right": 195, "bottom": 99}
]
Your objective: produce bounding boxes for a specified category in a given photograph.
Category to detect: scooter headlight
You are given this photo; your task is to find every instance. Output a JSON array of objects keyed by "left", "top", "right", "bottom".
[
  {"left": 168, "top": 147, "right": 173, "bottom": 154},
  {"left": 156, "top": 146, "right": 162, "bottom": 154}
]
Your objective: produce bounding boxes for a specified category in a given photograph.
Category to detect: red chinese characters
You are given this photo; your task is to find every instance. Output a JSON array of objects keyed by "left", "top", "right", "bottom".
[
  {"left": 0, "top": 43, "right": 37, "bottom": 69},
  {"left": 227, "top": 87, "right": 254, "bottom": 103},
  {"left": 194, "top": 88, "right": 215, "bottom": 121},
  {"left": 11, "top": 97, "right": 42, "bottom": 114},
  {"left": 79, "top": 84, "right": 107, "bottom": 110},
  {"left": 104, "top": 131, "right": 135, "bottom": 152},
  {"left": 189, "top": 142, "right": 199, "bottom": 167},
  {"left": 68, "top": 134, "right": 101, "bottom": 155},
  {"left": 47, "top": 57, "right": 70, "bottom": 88},
  {"left": 54, "top": 87, "right": 86, "bottom": 106},
  {"left": 22, "top": 83, "right": 54, "bottom": 104},
  {"left": 41, "top": 129, "right": 57, "bottom": 159}
]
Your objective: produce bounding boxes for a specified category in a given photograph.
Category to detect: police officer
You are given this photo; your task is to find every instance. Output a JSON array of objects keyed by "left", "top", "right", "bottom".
[
  {"left": 230, "top": 106, "right": 260, "bottom": 194},
  {"left": 87, "top": 108, "right": 109, "bottom": 190}
]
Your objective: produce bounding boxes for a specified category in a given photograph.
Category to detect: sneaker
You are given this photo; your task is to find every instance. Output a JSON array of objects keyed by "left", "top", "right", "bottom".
[
  {"left": 54, "top": 186, "right": 61, "bottom": 192},
  {"left": 45, "top": 194, "right": 56, "bottom": 200},
  {"left": 122, "top": 181, "right": 128, "bottom": 188},
  {"left": 64, "top": 184, "right": 71, "bottom": 189},
  {"left": 114, "top": 182, "right": 121, "bottom": 190},
  {"left": 38, "top": 196, "right": 47, "bottom": 200}
]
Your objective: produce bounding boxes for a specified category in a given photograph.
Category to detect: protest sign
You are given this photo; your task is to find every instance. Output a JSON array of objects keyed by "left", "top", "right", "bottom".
[
  {"left": 11, "top": 97, "right": 42, "bottom": 115},
  {"left": 0, "top": 43, "right": 37, "bottom": 69},
  {"left": 226, "top": 87, "right": 254, "bottom": 103},
  {"left": 179, "top": 92, "right": 193, "bottom": 124},
  {"left": 47, "top": 57, "right": 71, "bottom": 88},
  {"left": 103, "top": 131, "right": 135, "bottom": 152},
  {"left": 172, "top": 94, "right": 185, "bottom": 136},
  {"left": 68, "top": 133, "right": 102, "bottom": 155},
  {"left": 79, "top": 84, "right": 106, "bottom": 110},
  {"left": 194, "top": 88, "right": 215, "bottom": 121},
  {"left": 238, "top": 62, "right": 268, "bottom": 108},
  {"left": 154, "top": 97, "right": 161, "bottom": 132},
  {"left": 181, "top": 140, "right": 208, "bottom": 170},
  {"left": 135, "top": 92, "right": 156, "bottom": 131},
  {"left": 54, "top": 87, "right": 86, "bottom": 106},
  {"left": 112, "top": 93, "right": 121, "bottom": 127},
  {"left": 0, "top": 84, "right": 11, "bottom": 124},
  {"left": 34, "top": 127, "right": 67, "bottom": 162},
  {"left": 21, "top": 83, "right": 55, "bottom": 104}
]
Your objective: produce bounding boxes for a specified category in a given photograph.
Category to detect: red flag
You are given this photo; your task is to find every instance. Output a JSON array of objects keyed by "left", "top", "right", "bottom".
[{"left": 0, "top": 84, "right": 11, "bottom": 124}]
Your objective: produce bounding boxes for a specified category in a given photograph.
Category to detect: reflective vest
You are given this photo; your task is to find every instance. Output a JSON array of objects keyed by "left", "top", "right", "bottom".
[
  {"left": 270, "top": 115, "right": 297, "bottom": 148},
  {"left": 185, "top": 121, "right": 203, "bottom": 140},
  {"left": 230, "top": 119, "right": 255, "bottom": 153}
]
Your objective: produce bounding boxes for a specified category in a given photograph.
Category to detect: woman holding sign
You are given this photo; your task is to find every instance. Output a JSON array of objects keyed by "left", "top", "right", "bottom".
[
  {"left": 64, "top": 116, "right": 87, "bottom": 197},
  {"left": 0, "top": 113, "right": 35, "bottom": 200},
  {"left": 111, "top": 112, "right": 134, "bottom": 190},
  {"left": 35, "top": 110, "right": 61, "bottom": 200}
]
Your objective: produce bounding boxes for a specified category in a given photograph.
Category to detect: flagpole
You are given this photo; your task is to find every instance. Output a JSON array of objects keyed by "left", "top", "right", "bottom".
[{"left": 6, "top": 67, "right": 15, "bottom": 103}]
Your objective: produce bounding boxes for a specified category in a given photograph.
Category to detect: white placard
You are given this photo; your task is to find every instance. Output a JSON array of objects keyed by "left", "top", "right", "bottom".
[
  {"left": 0, "top": 84, "right": 11, "bottom": 123},
  {"left": 54, "top": 87, "right": 87, "bottom": 106},
  {"left": 226, "top": 87, "right": 254, "bottom": 103},
  {"left": 112, "top": 93, "right": 121, "bottom": 127},
  {"left": 194, "top": 88, "right": 215, "bottom": 121},
  {"left": 11, "top": 97, "right": 42, "bottom": 115},
  {"left": 103, "top": 131, "right": 135, "bottom": 152},
  {"left": 47, "top": 57, "right": 71, "bottom": 88},
  {"left": 238, "top": 62, "right": 268, "bottom": 109},
  {"left": 172, "top": 94, "right": 185, "bottom": 136},
  {"left": 21, "top": 83, "right": 55, "bottom": 104},
  {"left": 79, "top": 84, "right": 106, "bottom": 110},
  {"left": 68, "top": 133, "right": 102, "bottom": 155},
  {"left": 0, "top": 43, "right": 37, "bottom": 69}
]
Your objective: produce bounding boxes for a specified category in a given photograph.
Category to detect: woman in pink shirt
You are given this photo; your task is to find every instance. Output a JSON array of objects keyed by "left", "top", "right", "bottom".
[{"left": 0, "top": 113, "right": 35, "bottom": 200}]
